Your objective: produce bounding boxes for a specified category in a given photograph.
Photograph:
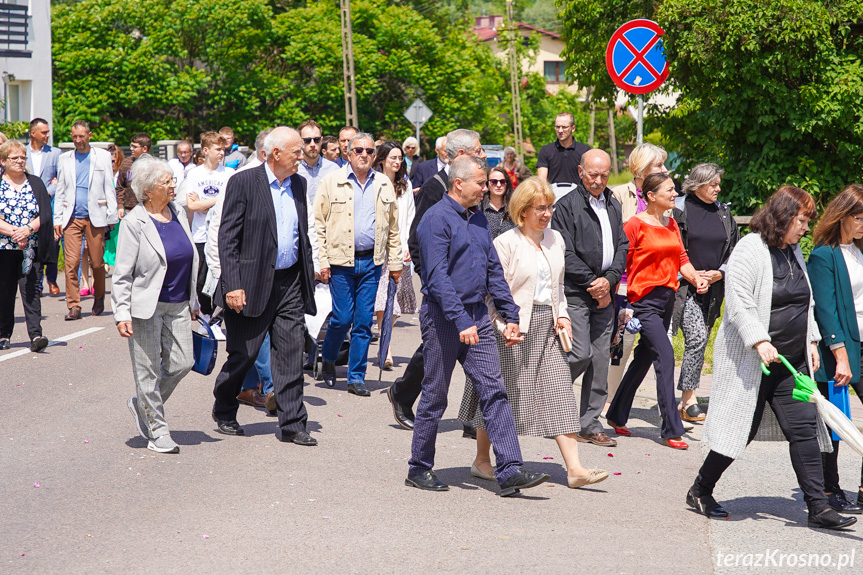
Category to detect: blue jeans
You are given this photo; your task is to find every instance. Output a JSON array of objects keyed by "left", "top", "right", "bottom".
[
  {"left": 241, "top": 332, "right": 274, "bottom": 395},
  {"left": 321, "top": 254, "right": 381, "bottom": 384}
]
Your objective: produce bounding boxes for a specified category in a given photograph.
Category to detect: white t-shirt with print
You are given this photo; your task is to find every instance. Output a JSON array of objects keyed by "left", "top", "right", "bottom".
[{"left": 176, "top": 164, "right": 234, "bottom": 244}]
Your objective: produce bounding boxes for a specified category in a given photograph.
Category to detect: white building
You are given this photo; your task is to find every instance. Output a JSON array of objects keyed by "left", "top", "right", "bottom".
[{"left": 0, "top": 0, "right": 52, "bottom": 136}]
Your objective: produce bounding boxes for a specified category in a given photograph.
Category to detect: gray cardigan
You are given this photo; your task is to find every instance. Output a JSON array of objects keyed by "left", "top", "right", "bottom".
[
  {"left": 702, "top": 233, "right": 832, "bottom": 459},
  {"left": 111, "top": 203, "right": 199, "bottom": 322}
]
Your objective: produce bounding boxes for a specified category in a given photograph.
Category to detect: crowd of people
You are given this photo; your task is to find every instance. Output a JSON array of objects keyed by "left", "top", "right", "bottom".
[{"left": 1, "top": 113, "right": 862, "bottom": 526}]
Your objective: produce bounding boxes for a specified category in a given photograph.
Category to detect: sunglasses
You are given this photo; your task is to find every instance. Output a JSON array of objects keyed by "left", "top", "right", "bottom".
[
  {"left": 302, "top": 137, "right": 322, "bottom": 144},
  {"left": 352, "top": 148, "right": 375, "bottom": 156},
  {"left": 488, "top": 178, "right": 507, "bottom": 186}
]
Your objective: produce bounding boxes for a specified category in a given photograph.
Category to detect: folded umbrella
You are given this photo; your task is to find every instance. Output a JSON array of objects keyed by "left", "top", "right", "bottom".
[
  {"left": 762, "top": 354, "right": 863, "bottom": 457},
  {"left": 377, "top": 275, "right": 398, "bottom": 383}
]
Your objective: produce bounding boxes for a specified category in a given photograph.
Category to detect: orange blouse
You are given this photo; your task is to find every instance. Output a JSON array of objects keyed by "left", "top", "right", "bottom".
[{"left": 624, "top": 216, "right": 690, "bottom": 303}]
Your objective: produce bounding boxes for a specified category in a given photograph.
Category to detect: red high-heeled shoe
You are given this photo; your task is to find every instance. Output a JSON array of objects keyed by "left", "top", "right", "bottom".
[
  {"left": 662, "top": 438, "right": 689, "bottom": 450},
  {"left": 606, "top": 419, "right": 631, "bottom": 436}
]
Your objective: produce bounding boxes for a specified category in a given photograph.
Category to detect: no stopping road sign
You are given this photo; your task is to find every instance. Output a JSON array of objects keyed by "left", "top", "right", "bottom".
[{"left": 606, "top": 19, "right": 669, "bottom": 95}]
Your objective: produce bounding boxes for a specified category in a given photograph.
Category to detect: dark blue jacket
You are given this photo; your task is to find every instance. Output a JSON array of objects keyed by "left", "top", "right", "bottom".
[
  {"left": 416, "top": 194, "right": 519, "bottom": 332},
  {"left": 809, "top": 244, "right": 861, "bottom": 383}
]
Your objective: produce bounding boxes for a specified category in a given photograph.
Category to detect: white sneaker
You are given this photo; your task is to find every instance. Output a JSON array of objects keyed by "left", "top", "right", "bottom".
[
  {"left": 127, "top": 397, "right": 151, "bottom": 440},
  {"left": 148, "top": 434, "right": 179, "bottom": 454},
  {"left": 683, "top": 421, "right": 695, "bottom": 432},
  {"left": 210, "top": 322, "right": 226, "bottom": 341}
]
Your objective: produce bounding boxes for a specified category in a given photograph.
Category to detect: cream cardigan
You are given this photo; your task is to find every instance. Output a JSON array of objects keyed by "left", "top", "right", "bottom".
[
  {"left": 488, "top": 227, "right": 568, "bottom": 333},
  {"left": 702, "top": 233, "right": 832, "bottom": 459}
]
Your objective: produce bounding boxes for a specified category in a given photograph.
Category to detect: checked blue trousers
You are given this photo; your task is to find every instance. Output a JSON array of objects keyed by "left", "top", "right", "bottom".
[{"left": 409, "top": 300, "right": 523, "bottom": 484}]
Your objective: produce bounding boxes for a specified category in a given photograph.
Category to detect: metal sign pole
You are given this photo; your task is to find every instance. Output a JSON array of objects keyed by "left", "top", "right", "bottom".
[
  {"left": 415, "top": 104, "right": 420, "bottom": 143},
  {"left": 637, "top": 94, "right": 644, "bottom": 145}
]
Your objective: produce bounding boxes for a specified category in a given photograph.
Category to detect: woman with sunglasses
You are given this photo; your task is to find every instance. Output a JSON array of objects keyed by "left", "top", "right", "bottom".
[
  {"left": 0, "top": 140, "right": 54, "bottom": 352},
  {"left": 482, "top": 166, "right": 517, "bottom": 239},
  {"left": 372, "top": 141, "right": 415, "bottom": 368}
]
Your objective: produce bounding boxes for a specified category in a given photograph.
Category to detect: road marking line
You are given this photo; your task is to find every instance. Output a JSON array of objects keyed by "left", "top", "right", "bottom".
[{"left": 0, "top": 327, "right": 105, "bottom": 363}]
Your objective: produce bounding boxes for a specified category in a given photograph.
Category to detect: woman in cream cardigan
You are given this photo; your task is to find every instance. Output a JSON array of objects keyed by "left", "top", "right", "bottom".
[
  {"left": 459, "top": 177, "right": 607, "bottom": 489},
  {"left": 689, "top": 186, "right": 855, "bottom": 530},
  {"left": 112, "top": 157, "right": 198, "bottom": 455}
]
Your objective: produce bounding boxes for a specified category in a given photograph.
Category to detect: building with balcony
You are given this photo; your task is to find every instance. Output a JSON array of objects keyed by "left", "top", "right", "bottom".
[{"left": 0, "top": 0, "right": 52, "bottom": 134}]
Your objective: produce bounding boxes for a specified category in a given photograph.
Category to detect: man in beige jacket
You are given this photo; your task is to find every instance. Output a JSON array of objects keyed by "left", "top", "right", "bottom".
[{"left": 314, "top": 132, "right": 402, "bottom": 396}]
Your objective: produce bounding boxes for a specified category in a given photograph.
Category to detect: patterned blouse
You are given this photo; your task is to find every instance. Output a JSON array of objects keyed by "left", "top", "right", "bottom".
[
  {"left": 481, "top": 199, "right": 516, "bottom": 239},
  {"left": 0, "top": 178, "right": 39, "bottom": 273}
]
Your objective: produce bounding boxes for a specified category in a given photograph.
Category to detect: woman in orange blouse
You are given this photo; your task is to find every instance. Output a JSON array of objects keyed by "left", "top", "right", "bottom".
[{"left": 606, "top": 173, "right": 708, "bottom": 449}]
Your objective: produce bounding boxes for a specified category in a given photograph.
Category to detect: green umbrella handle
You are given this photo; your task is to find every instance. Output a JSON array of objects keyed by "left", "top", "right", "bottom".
[{"left": 761, "top": 354, "right": 800, "bottom": 376}]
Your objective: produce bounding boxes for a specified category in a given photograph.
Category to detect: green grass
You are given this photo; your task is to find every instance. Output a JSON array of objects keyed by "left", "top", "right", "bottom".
[
  {"left": 672, "top": 306, "right": 722, "bottom": 374},
  {"left": 608, "top": 170, "right": 633, "bottom": 187}
]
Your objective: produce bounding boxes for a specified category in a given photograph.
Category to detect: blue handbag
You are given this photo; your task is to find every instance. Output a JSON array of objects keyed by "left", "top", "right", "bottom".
[{"left": 192, "top": 317, "right": 218, "bottom": 375}]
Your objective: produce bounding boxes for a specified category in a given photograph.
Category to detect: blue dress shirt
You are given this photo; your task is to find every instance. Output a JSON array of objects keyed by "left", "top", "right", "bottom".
[
  {"left": 73, "top": 151, "right": 91, "bottom": 218},
  {"left": 346, "top": 165, "right": 376, "bottom": 252},
  {"left": 265, "top": 163, "right": 299, "bottom": 269},
  {"left": 416, "top": 194, "right": 520, "bottom": 333}
]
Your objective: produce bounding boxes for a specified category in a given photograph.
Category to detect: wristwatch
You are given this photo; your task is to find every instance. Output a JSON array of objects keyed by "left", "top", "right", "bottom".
[{"left": 26, "top": 223, "right": 34, "bottom": 234}]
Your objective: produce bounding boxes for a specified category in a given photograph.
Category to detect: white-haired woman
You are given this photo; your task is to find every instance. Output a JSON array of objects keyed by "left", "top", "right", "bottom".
[
  {"left": 402, "top": 136, "right": 421, "bottom": 182},
  {"left": 112, "top": 157, "right": 198, "bottom": 454},
  {"left": 671, "top": 164, "right": 739, "bottom": 422},
  {"left": 501, "top": 146, "right": 531, "bottom": 188}
]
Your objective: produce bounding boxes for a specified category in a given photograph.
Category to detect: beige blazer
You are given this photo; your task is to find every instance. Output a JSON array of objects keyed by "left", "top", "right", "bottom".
[
  {"left": 54, "top": 147, "right": 119, "bottom": 228},
  {"left": 488, "top": 227, "right": 568, "bottom": 333},
  {"left": 314, "top": 165, "right": 402, "bottom": 271},
  {"left": 110, "top": 203, "right": 199, "bottom": 322},
  {"left": 611, "top": 180, "right": 639, "bottom": 223}
]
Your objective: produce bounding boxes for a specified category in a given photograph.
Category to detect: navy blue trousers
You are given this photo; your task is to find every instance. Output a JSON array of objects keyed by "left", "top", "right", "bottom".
[{"left": 410, "top": 300, "right": 523, "bottom": 484}]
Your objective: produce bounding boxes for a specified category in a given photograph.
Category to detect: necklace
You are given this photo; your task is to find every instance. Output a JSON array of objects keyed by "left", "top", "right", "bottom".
[
  {"left": 779, "top": 246, "right": 795, "bottom": 279},
  {"left": 643, "top": 210, "right": 664, "bottom": 227}
]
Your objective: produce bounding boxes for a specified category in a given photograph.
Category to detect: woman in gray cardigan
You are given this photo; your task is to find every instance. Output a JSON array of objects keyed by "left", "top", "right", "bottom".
[
  {"left": 687, "top": 186, "right": 855, "bottom": 530},
  {"left": 111, "top": 157, "right": 198, "bottom": 454}
]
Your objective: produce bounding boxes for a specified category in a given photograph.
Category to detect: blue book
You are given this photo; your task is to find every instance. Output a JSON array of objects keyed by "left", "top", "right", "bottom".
[{"left": 827, "top": 380, "right": 851, "bottom": 442}]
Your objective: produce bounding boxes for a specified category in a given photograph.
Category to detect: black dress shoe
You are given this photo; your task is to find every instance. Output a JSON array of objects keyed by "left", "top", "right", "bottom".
[
  {"left": 212, "top": 412, "right": 244, "bottom": 436},
  {"left": 462, "top": 424, "right": 477, "bottom": 439},
  {"left": 30, "top": 336, "right": 49, "bottom": 353},
  {"left": 387, "top": 385, "right": 415, "bottom": 429},
  {"left": 347, "top": 382, "right": 371, "bottom": 397},
  {"left": 827, "top": 491, "right": 863, "bottom": 514},
  {"left": 686, "top": 486, "right": 729, "bottom": 518},
  {"left": 0, "top": 338, "right": 10, "bottom": 350},
  {"left": 808, "top": 508, "right": 857, "bottom": 530},
  {"left": 279, "top": 430, "right": 318, "bottom": 446},
  {"left": 405, "top": 470, "right": 449, "bottom": 491},
  {"left": 498, "top": 468, "right": 550, "bottom": 497},
  {"left": 92, "top": 296, "right": 105, "bottom": 316},
  {"left": 858, "top": 490, "right": 863, "bottom": 507},
  {"left": 322, "top": 361, "right": 336, "bottom": 388}
]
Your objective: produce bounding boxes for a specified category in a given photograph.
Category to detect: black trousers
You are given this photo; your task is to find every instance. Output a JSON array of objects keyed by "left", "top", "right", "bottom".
[
  {"left": 212, "top": 265, "right": 307, "bottom": 436},
  {"left": 817, "top": 372, "right": 863, "bottom": 493},
  {"left": 607, "top": 286, "right": 685, "bottom": 439},
  {"left": 0, "top": 251, "right": 42, "bottom": 341},
  {"left": 695, "top": 353, "right": 829, "bottom": 513},
  {"left": 392, "top": 343, "right": 424, "bottom": 406},
  {"left": 36, "top": 238, "right": 60, "bottom": 285},
  {"left": 195, "top": 243, "right": 213, "bottom": 316}
]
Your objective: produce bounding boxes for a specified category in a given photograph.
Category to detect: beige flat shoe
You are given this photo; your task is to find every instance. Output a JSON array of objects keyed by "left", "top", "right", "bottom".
[
  {"left": 470, "top": 462, "right": 495, "bottom": 481},
  {"left": 567, "top": 468, "right": 609, "bottom": 489}
]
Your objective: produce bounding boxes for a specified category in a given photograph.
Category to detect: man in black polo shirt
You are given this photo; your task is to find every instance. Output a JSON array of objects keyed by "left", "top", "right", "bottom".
[{"left": 536, "top": 112, "right": 592, "bottom": 202}]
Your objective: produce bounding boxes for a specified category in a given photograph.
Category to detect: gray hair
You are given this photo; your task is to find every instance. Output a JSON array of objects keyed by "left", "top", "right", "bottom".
[
  {"left": 254, "top": 129, "right": 272, "bottom": 154},
  {"left": 403, "top": 136, "right": 419, "bottom": 149},
  {"left": 445, "top": 129, "right": 481, "bottom": 160},
  {"left": 131, "top": 157, "right": 172, "bottom": 202},
  {"left": 682, "top": 163, "right": 724, "bottom": 195},
  {"left": 348, "top": 132, "right": 375, "bottom": 153},
  {"left": 435, "top": 136, "right": 446, "bottom": 150},
  {"left": 448, "top": 155, "right": 488, "bottom": 192},
  {"left": 177, "top": 140, "right": 193, "bottom": 152},
  {"left": 503, "top": 146, "right": 516, "bottom": 156},
  {"left": 262, "top": 126, "right": 299, "bottom": 156}
]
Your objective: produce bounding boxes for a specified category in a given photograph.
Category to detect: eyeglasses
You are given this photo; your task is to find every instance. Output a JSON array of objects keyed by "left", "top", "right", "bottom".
[
  {"left": 531, "top": 205, "right": 555, "bottom": 214},
  {"left": 5, "top": 156, "right": 26, "bottom": 162},
  {"left": 352, "top": 148, "right": 375, "bottom": 156},
  {"left": 488, "top": 179, "right": 507, "bottom": 186},
  {"left": 159, "top": 177, "right": 178, "bottom": 186},
  {"left": 852, "top": 215, "right": 863, "bottom": 223},
  {"left": 389, "top": 156, "right": 403, "bottom": 162},
  {"left": 302, "top": 137, "right": 322, "bottom": 144}
]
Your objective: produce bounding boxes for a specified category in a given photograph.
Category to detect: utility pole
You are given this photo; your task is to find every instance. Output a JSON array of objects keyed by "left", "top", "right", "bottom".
[
  {"left": 340, "top": 0, "right": 358, "bottom": 127},
  {"left": 506, "top": 1, "right": 524, "bottom": 162},
  {"left": 607, "top": 104, "right": 619, "bottom": 175}
]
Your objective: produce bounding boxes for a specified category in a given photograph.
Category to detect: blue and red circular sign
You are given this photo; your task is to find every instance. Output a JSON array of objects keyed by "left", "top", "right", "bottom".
[{"left": 605, "top": 19, "right": 669, "bottom": 95}]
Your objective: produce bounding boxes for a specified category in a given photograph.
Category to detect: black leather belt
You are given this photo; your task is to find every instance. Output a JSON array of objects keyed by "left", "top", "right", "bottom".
[{"left": 355, "top": 249, "right": 374, "bottom": 257}]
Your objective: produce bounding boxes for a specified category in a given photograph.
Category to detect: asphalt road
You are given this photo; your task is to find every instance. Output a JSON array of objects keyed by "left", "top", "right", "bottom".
[{"left": 2, "top": 279, "right": 862, "bottom": 574}]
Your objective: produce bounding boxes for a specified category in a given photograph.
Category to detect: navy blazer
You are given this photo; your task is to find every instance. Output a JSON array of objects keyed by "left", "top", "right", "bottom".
[
  {"left": 410, "top": 158, "right": 441, "bottom": 190},
  {"left": 809, "top": 244, "right": 862, "bottom": 383},
  {"left": 216, "top": 165, "right": 316, "bottom": 318}
]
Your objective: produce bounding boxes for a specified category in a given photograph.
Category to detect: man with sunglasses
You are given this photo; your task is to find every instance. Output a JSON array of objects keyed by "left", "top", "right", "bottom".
[{"left": 314, "top": 133, "right": 402, "bottom": 396}]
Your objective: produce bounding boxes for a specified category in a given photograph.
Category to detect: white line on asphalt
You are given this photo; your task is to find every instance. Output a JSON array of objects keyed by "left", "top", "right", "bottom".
[{"left": 0, "top": 327, "right": 105, "bottom": 363}]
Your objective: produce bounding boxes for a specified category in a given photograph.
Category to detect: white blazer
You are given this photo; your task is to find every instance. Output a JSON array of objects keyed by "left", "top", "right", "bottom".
[
  {"left": 53, "top": 147, "right": 119, "bottom": 228},
  {"left": 110, "top": 203, "right": 199, "bottom": 322}
]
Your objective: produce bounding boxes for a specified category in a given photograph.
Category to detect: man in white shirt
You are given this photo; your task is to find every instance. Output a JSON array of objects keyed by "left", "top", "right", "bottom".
[
  {"left": 175, "top": 131, "right": 234, "bottom": 317},
  {"left": 168, "top": 140, "right": 196, "bottom": 183},
  {"left": 25, "top": 117, "right": 63, "bottom": 296}
]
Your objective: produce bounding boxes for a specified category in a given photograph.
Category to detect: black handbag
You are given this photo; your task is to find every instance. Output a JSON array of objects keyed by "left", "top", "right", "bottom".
[{"left": 192, "top": 316, "right": 218, "bottom": 375}]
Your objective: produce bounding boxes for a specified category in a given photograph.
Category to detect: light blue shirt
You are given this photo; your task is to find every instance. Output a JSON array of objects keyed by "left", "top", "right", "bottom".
[
  {"left": 296, "top": 156, "right": 338, "bottom": 208},
  {"left": 347, "top": 165, "right": 376, "bottom": 252},
  {"left": 73, "top": 151, "right": 91, "bottom": 218},
  {"left": 265, "top": 163, "right": 299, "bottom": 270}
]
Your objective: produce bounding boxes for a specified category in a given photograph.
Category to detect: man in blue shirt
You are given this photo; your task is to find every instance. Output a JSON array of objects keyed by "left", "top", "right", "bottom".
[
  {"left": 408, "top": 155, "right": 550, "bottom": 496},
  {"left": 314, "top": 133, "right": 402, "bottom": 396}
]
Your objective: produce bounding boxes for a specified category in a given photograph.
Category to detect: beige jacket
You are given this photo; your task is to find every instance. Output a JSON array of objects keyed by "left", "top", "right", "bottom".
[
  {"left": 314, "top": 165, "right": 402, "bottom": 271},
  {"left": 488, "top": 227, "right": 568, "bottom": 333},
  {"left": 611, "top": 180, "right": 639, "bottom": 223}
]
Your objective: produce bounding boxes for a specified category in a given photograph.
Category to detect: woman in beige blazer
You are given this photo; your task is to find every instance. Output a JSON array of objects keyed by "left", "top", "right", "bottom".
[
  {"left": 459, "top": 177, "right": 608, "bottom": 489},
  {"left": 111, "top": 158, "right": 198, "bottom": 455}
]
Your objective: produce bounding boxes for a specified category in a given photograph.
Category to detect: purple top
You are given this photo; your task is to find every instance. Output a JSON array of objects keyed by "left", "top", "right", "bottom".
[
  {"left": 620, "top": 187, "right": 648, "bottom": 288},
  {"left": 152, "top": 211, "right": 194, "bottom": 303}
]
